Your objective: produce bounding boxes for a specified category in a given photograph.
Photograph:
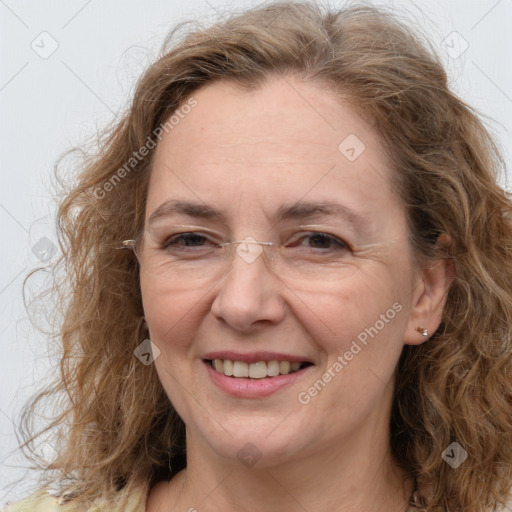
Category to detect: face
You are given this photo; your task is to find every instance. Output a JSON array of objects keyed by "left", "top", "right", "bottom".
[{"left": 139, "top": 76, "right": 423, "bottom": 468}]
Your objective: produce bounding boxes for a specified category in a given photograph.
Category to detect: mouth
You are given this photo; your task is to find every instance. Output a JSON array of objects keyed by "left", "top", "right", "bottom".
[{"left": 206, "top": 359, "right": 314, "bottom": 379}]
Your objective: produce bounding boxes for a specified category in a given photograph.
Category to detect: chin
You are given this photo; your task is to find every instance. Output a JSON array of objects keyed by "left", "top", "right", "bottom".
[{"left": 186, "top": 413, "right": 319, "bottom": 470}]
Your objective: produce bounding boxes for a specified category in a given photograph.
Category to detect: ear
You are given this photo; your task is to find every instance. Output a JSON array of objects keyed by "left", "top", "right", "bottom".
[{"left": 404, "top": 234, "right": 454, "bottom": 345}]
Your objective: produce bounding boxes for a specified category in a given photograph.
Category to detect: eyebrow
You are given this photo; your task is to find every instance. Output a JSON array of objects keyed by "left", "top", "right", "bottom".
[
  {"left": 275, "top": 201, "right": 369, "bottom": 230},
  {"left": 148, "top": 200, "right": 226, "bottom": 226},
  {"left": 147, "top": 199, "right": 370, "bottom": 231}
]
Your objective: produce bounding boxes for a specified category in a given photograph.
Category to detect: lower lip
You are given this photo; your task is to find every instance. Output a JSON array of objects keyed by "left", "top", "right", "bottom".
[{"left": 205, "top": 361, "right": 311, "bottom": 398}]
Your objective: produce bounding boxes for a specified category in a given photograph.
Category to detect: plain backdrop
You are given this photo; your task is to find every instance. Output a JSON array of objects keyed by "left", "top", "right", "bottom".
[{"left": 1, "top": 0, "right": 511, "bottom": 506}]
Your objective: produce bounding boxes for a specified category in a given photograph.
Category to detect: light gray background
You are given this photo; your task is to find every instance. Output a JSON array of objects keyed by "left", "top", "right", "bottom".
[{"left": 1, "top": 0, "right": 511, "bottom": 506}]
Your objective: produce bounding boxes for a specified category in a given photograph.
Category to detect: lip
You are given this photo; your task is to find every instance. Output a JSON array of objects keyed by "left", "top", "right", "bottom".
[
  {"left": 203, "top": 351, "right": 313, "bottom": 364},
  {"left": 204, "top": 359, "right": 313, "bottom": 398}
]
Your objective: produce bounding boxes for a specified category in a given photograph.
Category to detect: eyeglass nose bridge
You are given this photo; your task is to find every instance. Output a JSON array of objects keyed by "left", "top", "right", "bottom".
[
  {"left": 221, "top": 239, "right": 275, "bottom": 247},
  {"left": 220, "top": 238, "right": 277, "bottom": 265}
]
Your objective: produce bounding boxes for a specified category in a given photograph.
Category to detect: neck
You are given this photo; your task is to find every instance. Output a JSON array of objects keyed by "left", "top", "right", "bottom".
[{"left": 155, "top": 426, "right": 414, "bottom": 512}]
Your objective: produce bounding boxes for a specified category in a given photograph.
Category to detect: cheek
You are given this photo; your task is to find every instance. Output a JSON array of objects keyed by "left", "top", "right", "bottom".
[
  {"left": 299, "top": 267, "right": 407, "bottom": 351},
  {"left": 297, "top": 279, "right": 408, "bottom": 420},
  {"left": 140, "top": 277, "right": 209, "bottom": 415},
  {"left": 140, "top": 273, "right": 207, "bottom": 351}
]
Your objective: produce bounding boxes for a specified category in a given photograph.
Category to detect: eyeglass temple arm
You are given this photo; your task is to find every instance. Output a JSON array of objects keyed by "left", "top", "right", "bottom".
[{"left": 121, "top": 240, "right": 136, "bottom": 249}]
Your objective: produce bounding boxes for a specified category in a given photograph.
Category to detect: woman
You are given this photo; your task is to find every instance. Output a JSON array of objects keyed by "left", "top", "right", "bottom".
[{"left": 6, "top": 2, "right": 512, "bottom": 511}]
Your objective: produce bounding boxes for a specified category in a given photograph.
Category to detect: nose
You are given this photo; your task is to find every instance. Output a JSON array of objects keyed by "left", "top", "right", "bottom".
[{"left": 210, "top": 243, "right": 285, "bottom": 332}]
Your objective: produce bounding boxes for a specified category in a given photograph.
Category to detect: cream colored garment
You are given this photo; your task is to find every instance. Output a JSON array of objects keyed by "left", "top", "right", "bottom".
[
  {"left": 4, "top": 487, "right": 512, "bottom": 511},
  {"left": 2, "top": 487, "right": 145, "bottom": 512}
]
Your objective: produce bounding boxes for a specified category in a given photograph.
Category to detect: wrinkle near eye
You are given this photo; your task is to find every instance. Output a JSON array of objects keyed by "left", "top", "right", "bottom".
[{"left": 350, "top": 238, "right": 406, "bottom": 262}]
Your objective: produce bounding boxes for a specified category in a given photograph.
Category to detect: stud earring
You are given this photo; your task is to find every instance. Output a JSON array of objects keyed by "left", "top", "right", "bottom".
[{"left": 416, "top": 326, "right": 428, "bottom": 337}]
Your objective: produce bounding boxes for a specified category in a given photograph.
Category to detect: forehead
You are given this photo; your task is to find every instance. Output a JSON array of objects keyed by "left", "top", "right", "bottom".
[
  {"left": 153, "top": 76, "right": 385, "bottom": 165},
  {"left": 147, "top": 76, "right": 400, "bottom": 228}
]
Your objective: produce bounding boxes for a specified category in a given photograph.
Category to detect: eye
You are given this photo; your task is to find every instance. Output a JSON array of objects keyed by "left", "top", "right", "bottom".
[
  {"left": 288, "top": 232, "right": 349, "bottom": 252},
  {"left": 163, "top": 232, "right": 218, "bottom": 250},
  {"left": 288, "top": 232, "right": 349, "bottom": 251}
]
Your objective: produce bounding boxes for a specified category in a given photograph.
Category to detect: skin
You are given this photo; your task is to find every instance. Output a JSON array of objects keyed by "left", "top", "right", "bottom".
[{"left": 141, "top": 76, "right": 452, "bottom": 512}]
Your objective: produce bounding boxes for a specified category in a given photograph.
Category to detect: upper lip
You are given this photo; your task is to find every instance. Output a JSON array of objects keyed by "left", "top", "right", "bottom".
[{"left": 203, "top": 351, "right": 314, "bottom": 364}]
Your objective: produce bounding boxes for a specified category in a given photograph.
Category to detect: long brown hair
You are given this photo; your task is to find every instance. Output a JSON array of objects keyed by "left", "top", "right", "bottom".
[{"left": 17, "top": 2, "right": 512, "bottom": 511}]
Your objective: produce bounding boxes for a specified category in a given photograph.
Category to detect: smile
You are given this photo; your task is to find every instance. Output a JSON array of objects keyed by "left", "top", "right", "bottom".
[{"left": 208, "top": 359, "right": 313, "bottom": 379}]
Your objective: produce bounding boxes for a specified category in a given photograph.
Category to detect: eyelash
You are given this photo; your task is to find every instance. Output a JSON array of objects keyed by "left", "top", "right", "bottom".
[{"left": 162, "top": 232, "right": 350, "bottom": 252}]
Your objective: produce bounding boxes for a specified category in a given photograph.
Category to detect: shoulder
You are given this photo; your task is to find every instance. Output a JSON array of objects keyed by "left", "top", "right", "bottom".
[
  {"left": 3, "top": 490, "right": 60, "bottom": 512},
  {"left": 2, "top": 486, "right": 145, "bottom": 512}
]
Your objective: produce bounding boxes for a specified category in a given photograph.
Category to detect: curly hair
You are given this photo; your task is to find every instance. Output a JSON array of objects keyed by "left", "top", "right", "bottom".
[{"left": 16, "top": 2, "right": 512, "bottom": 511}]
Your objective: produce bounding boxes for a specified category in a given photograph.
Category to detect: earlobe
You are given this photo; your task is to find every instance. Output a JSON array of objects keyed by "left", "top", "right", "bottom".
[
  {"left": 415, "top": 326, "right": 429, "bottom": 338},
  {"left": 404, "top": 234, "right": 454, "bottom": 346}
]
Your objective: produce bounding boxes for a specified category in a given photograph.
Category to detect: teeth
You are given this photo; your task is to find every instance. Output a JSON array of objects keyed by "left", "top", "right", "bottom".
[
  {"left": 267, "top": 360, "right": 280, "bottom": 377},
  {"left": 211, "top": 359, "right": 308, "bottom": 378},
  {"left": 279, "top": 361, "right": 290, "bottom": 374},
  {"left": 248, "top": 362, "right": 267, "bottom": 379},
  {"left": 233, "top": 361, "right": 249, "bottom": 377},
  {"left": 223, "top": 359, "right": 234, "bottom": 376}
]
